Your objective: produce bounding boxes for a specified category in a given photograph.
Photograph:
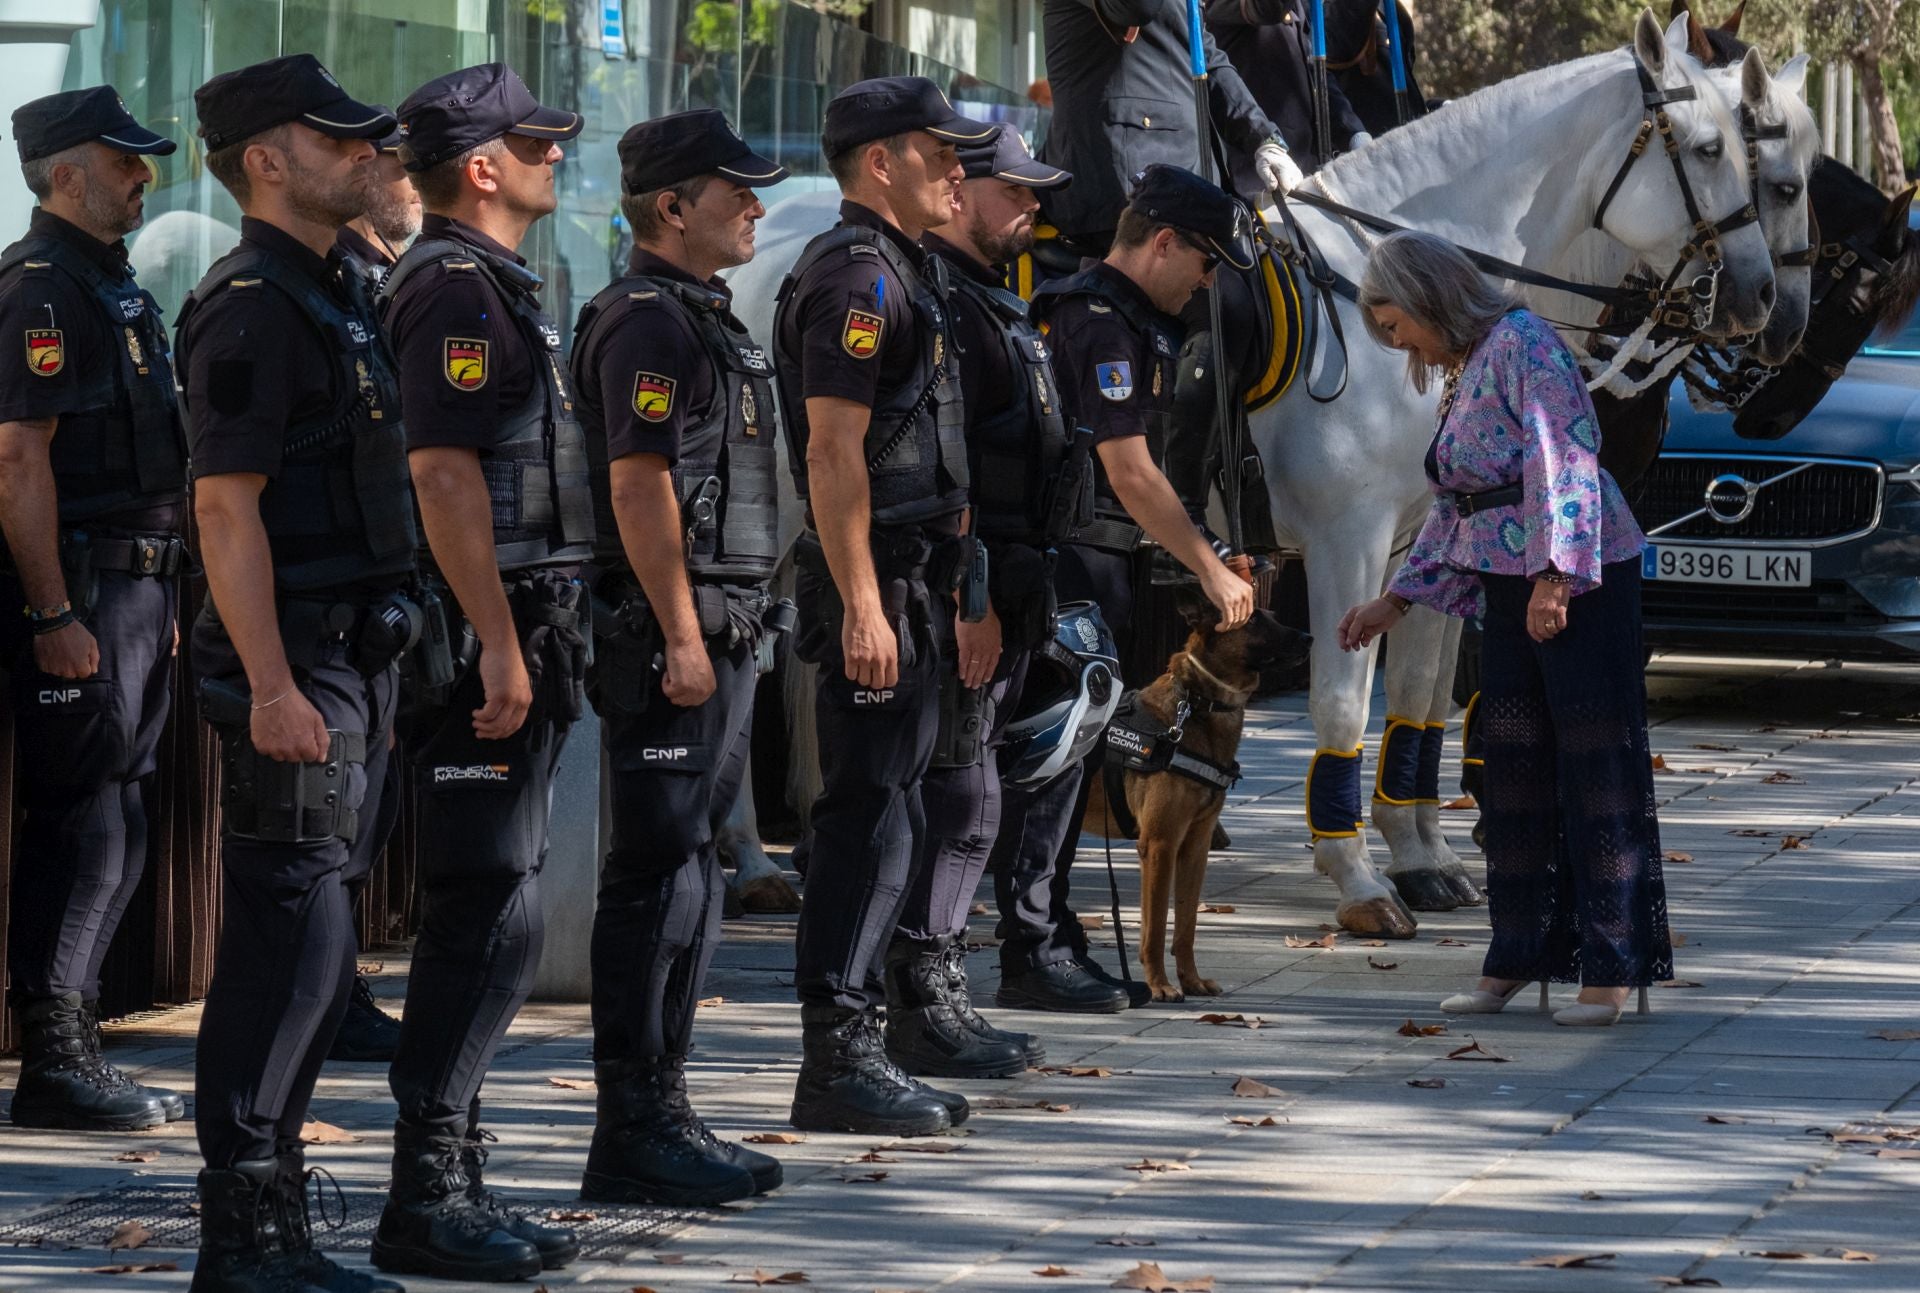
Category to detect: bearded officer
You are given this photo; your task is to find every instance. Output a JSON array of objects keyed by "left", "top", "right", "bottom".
[
  {"left": 334, "top": 116, "right": 420, "bottom": 290},
  {"left": 368, "top": 63, "right": 591, "bottom": 1282},
  {"left": 179, "top": 54, "right": 410, "bottom": 1293},
  {"left": 569, "top": 109, "right": 789, "bottom": 1207},
  {"left": 1001, "top": 164, "right": 1256, "bottom": 1011},
  {"left": 775, "top": 77, "right": 994, "bottom": 1136},
  {"left": 0, "top": 88, "right": 185, "bottom": 1133}
]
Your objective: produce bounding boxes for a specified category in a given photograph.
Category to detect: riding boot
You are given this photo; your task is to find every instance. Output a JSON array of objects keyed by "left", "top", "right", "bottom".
[
  {"left": 581, "top": 1058, "right": 757, "bottom": 1206},
  {"left": 275, "top": 1148, "right": 403, "bottom": 1293},
  {"left": 370, "top": 1117, "right": 543, "bottom": 1282},
  {"left": 188, "top": 1158, "right": 326, "bottom": 1293},
  {"left": 80, "top": 996, "right": 185, "bottom": 1121},
  {"left": 862, "top": 1005, "right": 969, "bottom": 1125},
  {"left": 655, "top": 1055, "right": 783, "bottom": 1195},
  {"left": 789, "top": 1005, "right": 951, "bottom": 1136},
  {"left": 460, "top": 1097, "right": 580, "bottom": 1269},
  {"left": 882, "top": 937, "right": 1025, "bottom": 1078},
  {"left": 940, "top": 942, "right": 1043, "bottom": 1065},
  {"left": 8, "top": 992, "right": 167, "bottom": 1131},
  {"left": 328, "top": 976, "right": 401, "bottom": 1063}
]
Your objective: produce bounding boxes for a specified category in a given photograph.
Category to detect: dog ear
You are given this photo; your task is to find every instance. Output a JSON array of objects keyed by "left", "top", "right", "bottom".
[{"left": 1173, "top": 587, "right": 1220, "bottom": 632}]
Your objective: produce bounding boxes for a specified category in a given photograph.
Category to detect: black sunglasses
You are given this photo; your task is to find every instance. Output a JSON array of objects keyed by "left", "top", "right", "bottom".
[{"left": 1176, "top": 231, "right": 1221, "bottom": 272}]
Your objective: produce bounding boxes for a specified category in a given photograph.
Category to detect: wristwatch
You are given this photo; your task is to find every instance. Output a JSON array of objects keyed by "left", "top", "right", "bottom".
[{"left": 1384, "top": 592, "right": 1412, "bottom": 613}]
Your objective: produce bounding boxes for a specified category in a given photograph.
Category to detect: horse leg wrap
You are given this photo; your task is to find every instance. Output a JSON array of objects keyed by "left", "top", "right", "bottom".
[
  {"left": 1372, "top": 716, "right": 1425, "bottom": 807},
  {"left": 1460, "top": 691, "right": 1484, "bottom": 800},
  {"left": 1416, "top": 722, "right": 1446, "bottom": 805},
  {"left": 1307, "top": 746, "right": 1365, "bottom": 839}
]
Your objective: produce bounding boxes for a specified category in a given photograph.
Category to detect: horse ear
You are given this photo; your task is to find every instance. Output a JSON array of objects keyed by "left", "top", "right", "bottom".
[
  {"left": 1662, "top": 11, "right": 1693, "bottom": 57},
  {"left": 1882, "top": 184, "right": 1917, "bottom": 251},
  {"left": 1634, "top": 9, "right": 1670, "bottom": 77},
  {"left": 1773, "top": 52, "right": 1810, "bottom": 101},
  {"left": 1668, "top": 0, "right": 1691, "bottom": 17},
  {"left": 1739, "top": 47, "right": 1772, "bottom": 107},
  {"left": 1685, "top": 10, "right": 1715, "bottom": 62},
  {"left": 1721, "top": 0, "right": 1745, "bottom": 35}
]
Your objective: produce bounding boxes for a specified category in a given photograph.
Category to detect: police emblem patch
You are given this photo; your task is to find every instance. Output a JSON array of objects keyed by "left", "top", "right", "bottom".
[
  {"left": 124, "top": 327, "right": 146, "bottom": 375},
  {"left": 632, "top": 372, "right": 676, "bottom": 423},
  {"left": 842, "top": 309, "right": 884, "bottom": 359},
  {"left": 1096, "top": 360, "right": 1133, "bottom": 401},
  {"left": 25, "top": 328, "right": 63, "bottom": 377},
  {"left": 444, "top": 338, "right": 488, "bottom": 390}
]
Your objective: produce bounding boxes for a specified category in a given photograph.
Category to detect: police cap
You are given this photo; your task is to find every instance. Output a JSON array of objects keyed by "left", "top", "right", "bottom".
[
  {"left": 618, "top": 109, "right": 787, "bottom": 194},
  {"left": 822, "top": 76, "right": 996, "bottom": 160},
  {"left": 194, "top": 54, "right": 395, "bottom": 152},
  {"left": 12, "top": 86, "right": 176, "bottom": 163},
  {"left": 957, "top": 128, "right": 1068, "bottom": 190},
  {"left": 1126, "top": 164, "right": 1254, "bottom": 271},
  {"left": 369, "top": 108, "right": 404, "bottom": 155},
  {"left": 397, "top": 64, "right": 582, "bottom": 171}
]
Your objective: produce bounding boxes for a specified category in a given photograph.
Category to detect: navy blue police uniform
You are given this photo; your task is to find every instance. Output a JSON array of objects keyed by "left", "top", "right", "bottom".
[{"left": 1205, "top": 0, "right": 1368, "bottom": 178}]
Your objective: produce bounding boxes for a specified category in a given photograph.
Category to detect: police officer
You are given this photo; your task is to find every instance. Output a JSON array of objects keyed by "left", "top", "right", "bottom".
[
  {"left": 179, "top": 54, "right": 409, "bottom": 1293},
  {"left": 775, "top": 76, "right": 993, "bottom": 1136},
  {"left": 334, "top": 116, "right": 419, "bottom": 291},
  {"left": 1206, "top": 0, "right": 1371, "bottom": 181},
  {"left": 0, "top": 88, "right": 185, "bottom": 1133},
  {"left": 569, "top": 108, "right": 789, "bottom": 1206},
  {"left": 370, "top": 64, "right": 589, "bottom": 1282},
  {"left": 1000, "top": 165, "right": 1256, "bottom": 1011},
  {"left": 887, "top": 130, "right": 1079, "bottom": 1073}
]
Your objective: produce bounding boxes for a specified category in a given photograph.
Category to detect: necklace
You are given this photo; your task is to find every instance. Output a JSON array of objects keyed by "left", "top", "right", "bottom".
[{"left": 1435, "top": 354, "right": 1469, "bottom": 426}]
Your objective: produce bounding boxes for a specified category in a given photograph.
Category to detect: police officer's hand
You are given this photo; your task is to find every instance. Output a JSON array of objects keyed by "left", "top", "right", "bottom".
[
  {"left": 1256, "top": 140, "right": 1304, "bottom": 196},
  {"left": 1200, "top": 563, "right": 1255, "bottom": 631},
  {"left": 955, "top": 603, "right": 1001, "bottom": 689},
  {"left": 33, "top": 621, "right": 99, "bottom": 680},
  {"left": 663, "top": 638, "right": 717, "bottom": 708},
  {"left": 473, "top": 641, "right": 533, "bottom": 740},
  {"left": 843, "top": 608, "right": 900, "bottom": 691},
  {"left": 253, "top": 688, "right": 331, "bottom": 764}
]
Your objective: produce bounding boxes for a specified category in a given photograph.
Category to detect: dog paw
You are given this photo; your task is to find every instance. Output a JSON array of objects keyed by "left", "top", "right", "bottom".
[
  {"left": 1148, "top": 981, "right": 1184, "bottom": 1002},
  {"left": 1180, "top": 977, "right": 1222, "bottom": 996}
]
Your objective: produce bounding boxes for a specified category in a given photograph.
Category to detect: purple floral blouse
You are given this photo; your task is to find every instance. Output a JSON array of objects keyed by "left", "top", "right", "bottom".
[{"left": 1387, "top": 310, "right": 1646, "bottom": 619}]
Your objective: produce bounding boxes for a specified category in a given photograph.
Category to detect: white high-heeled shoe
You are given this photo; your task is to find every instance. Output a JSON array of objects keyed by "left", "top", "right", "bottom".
[
  {"left": 1439, "top": 980, "right": 1550, "bottom": 1014},
  {"left": 1553, "top": 986, "right": 1651, "bottom": 1027}
]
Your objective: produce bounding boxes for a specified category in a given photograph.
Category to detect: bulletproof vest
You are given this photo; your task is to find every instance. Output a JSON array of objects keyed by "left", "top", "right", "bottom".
[
  {"left": 774, "top": 225, "right": 969, "bottom": 527},
  {"left": 0, "top": 232, "right": 185, "bottom": 528},
  {"left": 176, "top": 243, "right": 416, "bottom": 593},
  {"left": 1032, "top": 267, "right": 1178, "bottom": 521},
  {"left": 945, "top": 269, "right": 1071, "bottom": 546},
  {"left": 572, "top": 273, "right": 780, "bottom": 583},
  {"left": 379, "top": 238, "right": 593, "bottom": 571}
]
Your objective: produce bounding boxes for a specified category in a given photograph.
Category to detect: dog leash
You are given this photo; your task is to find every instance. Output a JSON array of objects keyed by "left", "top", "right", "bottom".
[{"left": 1100, "top": 790, "right": 1137, "bottom": 993}]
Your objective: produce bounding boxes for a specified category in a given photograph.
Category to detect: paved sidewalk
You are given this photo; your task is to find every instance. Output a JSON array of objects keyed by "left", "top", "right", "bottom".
[{"left": 4, "top": 654, "right": 1920, "bottom": 1292}]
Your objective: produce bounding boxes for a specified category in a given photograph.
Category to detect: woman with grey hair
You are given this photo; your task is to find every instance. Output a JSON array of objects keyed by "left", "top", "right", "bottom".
[{"left": 1336, "top": 231, "right": 1674, "bottom": 1027}]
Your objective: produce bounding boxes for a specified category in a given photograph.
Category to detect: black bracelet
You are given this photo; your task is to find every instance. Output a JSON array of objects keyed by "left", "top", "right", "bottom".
[
  {"left": 29, "top": 608, "right": 76, "bottom": 636},
  {"left": 1538, "top": 569, "right": 1576, "bottom": 585}
]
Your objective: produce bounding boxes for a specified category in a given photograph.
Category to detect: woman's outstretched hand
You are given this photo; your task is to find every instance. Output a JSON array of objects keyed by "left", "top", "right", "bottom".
[{"left": 1338, "top": 597, "right": 1405, "bottom": 651}]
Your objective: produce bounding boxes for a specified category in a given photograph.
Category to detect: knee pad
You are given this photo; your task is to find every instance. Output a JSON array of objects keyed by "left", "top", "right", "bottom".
[
  {"left": 1416, "top": 723, "right": 1446, "bottom": 804},
  {"left": 222, "top": 729, "right": 366, "bottom": 845},
  {"left": 1372, "top": 716, "right": 1425, "bottom": 807},
  {"left": 1307, "top": 746, "right": 1364, "bottom": 839}
]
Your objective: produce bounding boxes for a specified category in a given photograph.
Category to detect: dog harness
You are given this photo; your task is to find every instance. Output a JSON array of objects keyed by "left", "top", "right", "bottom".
[{"left": 1098, "top": 679, "right": 1243, "bottom": 841}]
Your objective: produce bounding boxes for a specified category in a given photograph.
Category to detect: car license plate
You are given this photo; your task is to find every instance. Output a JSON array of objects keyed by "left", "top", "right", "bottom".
[{"left": 1642, "top": 544, "right": 1812, "bottom": 587}]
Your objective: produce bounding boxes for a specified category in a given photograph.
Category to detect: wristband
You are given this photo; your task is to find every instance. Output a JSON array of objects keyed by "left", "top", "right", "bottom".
[
  {"left": 24, "top": 599, "right": 72, "bottom": 623},
  {"left": 1384, "top": 592, "right": 1412, "bottom": 613},
  {"left": 1538, "top": 569, "right": 1576, "bottom": 586},
  {"left": 29, "top": 608, "right": 76, "bottom": 636}
]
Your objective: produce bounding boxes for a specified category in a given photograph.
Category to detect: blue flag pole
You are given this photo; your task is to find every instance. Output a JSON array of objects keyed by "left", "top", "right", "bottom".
[{"left": 1379, "top": 0, "right": 1412, "bottom": 127}]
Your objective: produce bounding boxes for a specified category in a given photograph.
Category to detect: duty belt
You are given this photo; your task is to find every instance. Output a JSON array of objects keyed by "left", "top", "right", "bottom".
[
  {"left": 84, "top": 533, "right": 188, "bottom": 577},
  {"left": 1073, "top": 515, "right": 1144, "bottom": 554},
  {"left": 1445, "top": 484, "right": 1524, "bottom": 517}
]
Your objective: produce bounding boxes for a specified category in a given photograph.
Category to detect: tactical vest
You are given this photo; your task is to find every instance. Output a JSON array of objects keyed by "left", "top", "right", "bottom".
[
  {"left": 774, "top": 226, "right": 970, "bottom": 528},
  {"left": 573, "top": 273, "right": 780, "bottom": 584},
  {"left": 944, "top": 269, "right": 1073, "bottom": 546},
  {"left": 176, "top": 244, "right": 416, "bottom": 593},
  {"left": 379, "top": 238, "right": 594, "bottom": 571},
  {"left": 0, "top": 232, "right": 185, "bottom": 528}
]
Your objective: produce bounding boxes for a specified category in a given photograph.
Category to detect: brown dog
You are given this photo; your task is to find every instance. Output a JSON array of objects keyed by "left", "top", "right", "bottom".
[{"left": 1084, "top": 608, "right": 1309, "bottom": 1002}]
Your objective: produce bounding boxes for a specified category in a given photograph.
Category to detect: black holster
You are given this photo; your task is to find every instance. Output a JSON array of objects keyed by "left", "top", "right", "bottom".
[
  {"left": 987, "top": 541, "right": 1056, "bottom": 652},
  {"left": 510, "top": 570, "right": 589, "bottom": 731},
  {"left": 929, "top": 665, "right": 993, "bottom": 770},
  {"left": 57, "top": 530, "right": 98, "bottom": 615},
  {"left": 215, "top": 709, "right": 367, "bottom": 846},
  {"left": 586, "top": 577, "right": 661, "bottom": 718}
]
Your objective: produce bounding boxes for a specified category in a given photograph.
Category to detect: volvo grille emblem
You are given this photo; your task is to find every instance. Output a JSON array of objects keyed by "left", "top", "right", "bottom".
[{"left": 1704, "top": 473, "right": 1756, "bottom": 524}]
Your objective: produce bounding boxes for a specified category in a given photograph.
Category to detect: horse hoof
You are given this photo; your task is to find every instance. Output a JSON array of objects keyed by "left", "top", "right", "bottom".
[
  {"left": 739, "top": 871, "right": 803, "bottom": 914},
  {"left": 1391, "top": 870, "right": 1464, "bottom": 912},
  {"left": 1442, "top": 871, "right": 1486, "bottom": 906},
  {"left": 1337, "top": 896, "right": 1419, "bottom": 940},
  {"left": 1211, "top": 823, "right": 1232, "bottom": 850}
]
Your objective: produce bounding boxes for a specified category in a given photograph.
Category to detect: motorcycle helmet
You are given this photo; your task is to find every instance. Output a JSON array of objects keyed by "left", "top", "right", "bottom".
[{"left": 1001, "top": 601, "right": 1122, "bottom": 786}]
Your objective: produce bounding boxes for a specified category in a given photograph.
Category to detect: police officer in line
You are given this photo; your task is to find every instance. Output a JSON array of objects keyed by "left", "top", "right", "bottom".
[
  {"left": 886, "top": 129, "right": 1080, "bottom": 1070},
  {"left": 569, "top": 109, "right": 789, "bottom": 1207},
  {"left": 179, "top": 54, "right": 411, "bottom": 1293},
  {"left": 1001, "top": 165, "right": 1257, "bottom": 1011},
  {"left": 0, "top": 88, "right": 186, "bottom": 1133},
  {"left": 775, "top": 76, "right": 995, "bottom": 1137},
  {"left": 1206, "top": 0, "right": 1372, "bottom": 181},
  {"left": 369, "top": 64, "right": 589, "bottom": 1282}
]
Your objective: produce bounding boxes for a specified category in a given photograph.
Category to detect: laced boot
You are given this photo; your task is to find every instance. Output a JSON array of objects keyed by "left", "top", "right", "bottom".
[
  {"left": 80, "top": 996, "right": 185, "bottom": 1121},
  {"left": 882, "top": 937, "right": 1025, "bottom": 1079},
  {"left": 789, "top": 1005, "right": 950, "bottom": 1136},
  {"left": 1071, "top": 937, "right": 1151, "bottom": 1009},
  {"left": 940, "top": 942, "right": 1044, "bottom": 1066},
  {"left": 327, "top": 977, "right": 401, "bottom": 1063},
  {"left": 9, "top": 992, "right": 166, "bottom": 1131},
  {"left": 460, "top": 1101, "right": 580, "bottom": 1268},
  {"left": 272, "top": 1149, "right": 402, "bottom": 1293},
  {"left": 656, "top": 1054, "right": 782, "bottom": 1195},
  {"left": 862, "top": 1006, "right": 969, "bottom": 1125},
  {"left": 187, "top": 1158, "right": 325, "bottom": 1293},
  {"left": 371, "top": 1118, "right": 542, "bottom": 1282},
  {"left": 581, "top": 1058, "right": 756, "bottom": 1206}
]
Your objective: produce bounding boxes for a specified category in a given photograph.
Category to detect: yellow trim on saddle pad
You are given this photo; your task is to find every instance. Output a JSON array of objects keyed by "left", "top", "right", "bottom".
[{"left": 1242, "top": 210, "right": 1304, "bottom": 413}]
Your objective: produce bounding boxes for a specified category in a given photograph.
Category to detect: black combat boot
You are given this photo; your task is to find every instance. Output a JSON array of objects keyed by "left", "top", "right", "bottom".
[
  {"left": 862, "top": 1006, "right": 969, "bottom": 1125},
  {"left": 273, "top": 1148, "right": 403, "bottom": 1293},
  {"left": 790, "top": 1005, "right": 950, "bottom": 1136},
  {"left": 328, "top": 977, "right": 401, "bottom": 1063},
  {"left": 656, "top": 1054, "right": 782, "bottom": 1195},
  {"left": 80, "top": 997, "right": 185, "bottom": 1122},
  {"left": 581, "top": 1058, "right": 757, "bottom": 1206},
  {"left": 883, "top": 937, "right": 1026, "bottom": 1079},
  {"left": 461, "top": 1099, "right": 580, "bottom": 1269},
  {"left": 940, "top": 942, "right": 1044, "bottom": 1066},
  {"left": 8, "top": 992, "right": 167, "bottom": 1131},
  {"left": 188, "top": 1158, "right": 325, "bottom": 1293},
  {"left": 1071, "top": 945, "right": 1153, "bottom": 1009},
  {"left": 371, "top": 1118, "right": 542, "bottom": 1282},
  {"left": 996, "top": 959, "right": 1131, "bottom": 1013}
]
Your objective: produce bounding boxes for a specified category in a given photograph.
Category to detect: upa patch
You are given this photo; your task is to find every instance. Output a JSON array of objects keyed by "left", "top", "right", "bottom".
[
  {"left": 841, "top": 309, "right": 884, "bottom": 359},
  {"left": 632, "top": 371, "right": 676, "bottom": 423},
  {"left": 444, "top": 338, "right": 488, "bottom": 391},
  {"left": 1096, "top": 360, "right": 1134, "bottom": 401},
  {"left": 25, "top": 328, "right": 63, "bottom": 377}
]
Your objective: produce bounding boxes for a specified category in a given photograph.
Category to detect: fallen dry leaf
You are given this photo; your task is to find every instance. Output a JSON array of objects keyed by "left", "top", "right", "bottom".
[
  {"left": 1195, "top": 1013, "right": 1265, "bottom": 1029},
  {"left": 1446, "top": 1039, "right": 1510, "bottom": 1063},
  {"left": 729, "top": 1273, "right": 809, "bottom": 1287},
  {"left": 976, "top": 1097, "right": 1072, "bottom": 1112},
  {"left": 632, "top": 1285, "right": 663, "bottom": 1293},
  {"left": 1761, "top": 771, "right": 1803, "bottom": 784},
  {"left": 1231, "top": 1076, "right": 1281, "bottom": 1098},
  {"left": 1781, "top": 835, "right": 1809, "bottom": 849},
  {"left": 697, "top": 996, "right": 725, "bottom": 1008},
  {"left": 885, "top": 1139, "right": 963, "bottom": 1153},
  {"left": 1520, "top": 1253, "right": 1616, "bottom": 1268},
  {"left": 743, "top": 1132, "right": 806, "bottom": 1144},
  {"left": 357, "top": 961, "right": 385, "bottom": 975},
  {"left": 655, "top": 1252, "right": 687, "bottom": 1263},
  {"left": 546, "top": 1076, "right": 594, "bottom": 1090},
  {"left": 1746, "top": 1251, "right": 1812, "bottom": 1261},
  {"left": 1657, "top": 979, "right": 1705, "bottom": 989},
  {"left": 1829, "top": 1250, "right": 1876, "bottom": 1262},
  {"left": 1875, "top": 1148, "right": 1920, "bottom": 1159},
  {"left": 1702, "top": 1115, "right": 1747, "bottom": 1125},
  {"left": 1035, "top": 1266, "right": 1077, "bottom": 1278},
  {"left": 969, "top": 902, "right": 989, "bottom": 915},
  {"left": 1408, "top": 1078, "right": 1447, "bottom": 1089},
  {"left": 1198, "top": 903, "right": 1236, "bottom": 914},
  {"left": 1691, "top": 742, "right": 1736, "bottom": 752},
  {"left": 1871, "top": 1028, "right": 1920, "bottom": 1042},
  {"left": 1663, "top": 850, "right": 1694, "bottom": 864},
  {"left": 113, "top": 1151, "right": 159, "bottom": 1163},
  {"left": 1067, "top": 1067, "right": 1112, "bottom": 1078},
  {"left": 854, "top": 1151, "right": 898, "bottom": 1163},
  {"left": 839, "top": 1170, "right": 890, "bottom": 1183},
  {"left": 1730, "top": 828, "right": 1775, "bottom": 838},
  {"left": 1579, "top": 1190, "right": 1605, "bottom": 1201},
  {"left": 1284, "top": 933, "right": 1338, "bottom": 949},
  {"left": 1671, "top": 932, "right": 1689, "bottom": 947},
  {"left": 546, "top": 1209, "right": 595, "bottom": 1223},
  {"left": 1651, "top": 755, "right": 1671, "bottom": 772},
  {"left": 1367, "top": 956, "right": 1400, "bottom": 971},
  {"left": 1124, "top": 1159, "right": 1192, "bottom": 1173},
  {"left": 86, "top": 1263, "right": 180, "bottom": 1275},
  {"left": 105, "top": 1221, "right": 151, "bottom": 1251},
  {"left": 1435, "top": 937, "right": 1471, "bottom": 946},
  {"left": 1441, "top": 795, "right": 1476, "bottom": 810},
  {"left": 1225, "top": 1115, "right": 1280, "bottom": 1127},
  {"left": 1830, "top": 1133, "right": 1888, "bottom": 1145},
  {"left": 1110, "top": 1261, "right": 1214, "bottom": 1291},
  {"left": 1359, "top": 938, "right": 1388, "bottom": 947},
  {"left": 1652, "top": 1278, "right": 1721, "bottom": 1288},
  {"left": 299, "top": 1120, "right": 358, "bottom": 1145},
  {"left": 1398, "top": 1019, "right": 1448, "bottom": 1037},
  {"left": 1099, "top": 1237, "right": 1157, "bottom": 1247}
]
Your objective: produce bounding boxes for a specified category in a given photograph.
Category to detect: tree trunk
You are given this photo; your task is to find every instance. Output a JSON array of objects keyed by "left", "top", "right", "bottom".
[{"left": 1852, "top": 54, "right": 1909, "bottom": 194}]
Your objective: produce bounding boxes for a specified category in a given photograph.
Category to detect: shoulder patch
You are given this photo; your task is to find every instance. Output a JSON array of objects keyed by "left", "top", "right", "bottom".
[
  {"left": 1086, "top": 301, "right": 1112, "bottom": 315},
  {"left": 444, "top": 337, "right": 488, "bottom": 390},
  {"left": 1095, "top": 360, "right": 1133, "bottom": 401},
  {"left": 842, "top": 308, "right": 884, "bottom": 359},
  {"left": 442, "top": 260, "right": 479, "bottom": 273},
  {"left": 848, "top": 244, "right": 881, "bottom": 259},
  {"left": 227, "top": 277, "right": 263, "bottom": 289},
  {"left": 632, "top": 371, "right": 676, "bottom": 422},
  {"left": 20, "top": 259, "right": 51, "bottom": 270},
  {"left": 627, "top": 289, "right": 661, "bottom": 302},
  {"left": 25, "top": 328, "right": 63, "bottom": 377}
]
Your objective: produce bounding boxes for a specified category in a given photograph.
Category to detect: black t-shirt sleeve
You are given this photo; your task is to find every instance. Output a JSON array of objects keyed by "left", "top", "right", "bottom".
[
  {"left": 183, "top": 284, "right": 304, "bottom": 479},
  {"left": 0, "top": 269, "right": 92, "bottom": 423},
  {"left": 792, "top": 249, "right": 912, "bottom": 408},
  {"left": 596, "top": 301, "right": 708, "bottom": 464},
  {"left": 388, "top": 264, "right": 514, "bottom": 452},
  {"left": 1050, "top": 307, "right": 1152, "bottom": 444}
]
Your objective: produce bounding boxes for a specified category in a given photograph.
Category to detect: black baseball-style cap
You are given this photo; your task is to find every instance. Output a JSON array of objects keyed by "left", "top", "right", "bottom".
[
  {"left": 369, "top": 108, "right": 404, "bottom": 155},
  {"left": 957, "top": 128, "right": 1068, "bottom": 190},
  {"left": 12, "top": 86, "right": 176, "bottom": 163},
  {"left": 194, "top": 54, "right": 395, "bottom": 152},
  {"left": 397, "top": 64, "right": 581, "bottom": 171},
  {"left": 821, "top": 76, "right": 997, "bottom": 160},
  {"left": 1126, "top": 164, "right": 1254, "bottom": 271},
  {"left": 618, "top": 109, "right": 787, "bottom": 194}
]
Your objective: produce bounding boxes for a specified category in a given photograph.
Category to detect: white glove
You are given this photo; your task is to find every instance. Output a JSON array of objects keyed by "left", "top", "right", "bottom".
[
  {"left": 1254, "top": 139, "right": 1303, "bottom": 195},
  {"left": 1348, "top": 131, "right": 1374, "bottom": 152}
]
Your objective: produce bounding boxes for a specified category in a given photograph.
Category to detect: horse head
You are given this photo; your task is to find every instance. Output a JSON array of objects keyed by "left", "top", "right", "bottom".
[{"left": 1710, "top": 49, "right": 1816, "bottom": 364}]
